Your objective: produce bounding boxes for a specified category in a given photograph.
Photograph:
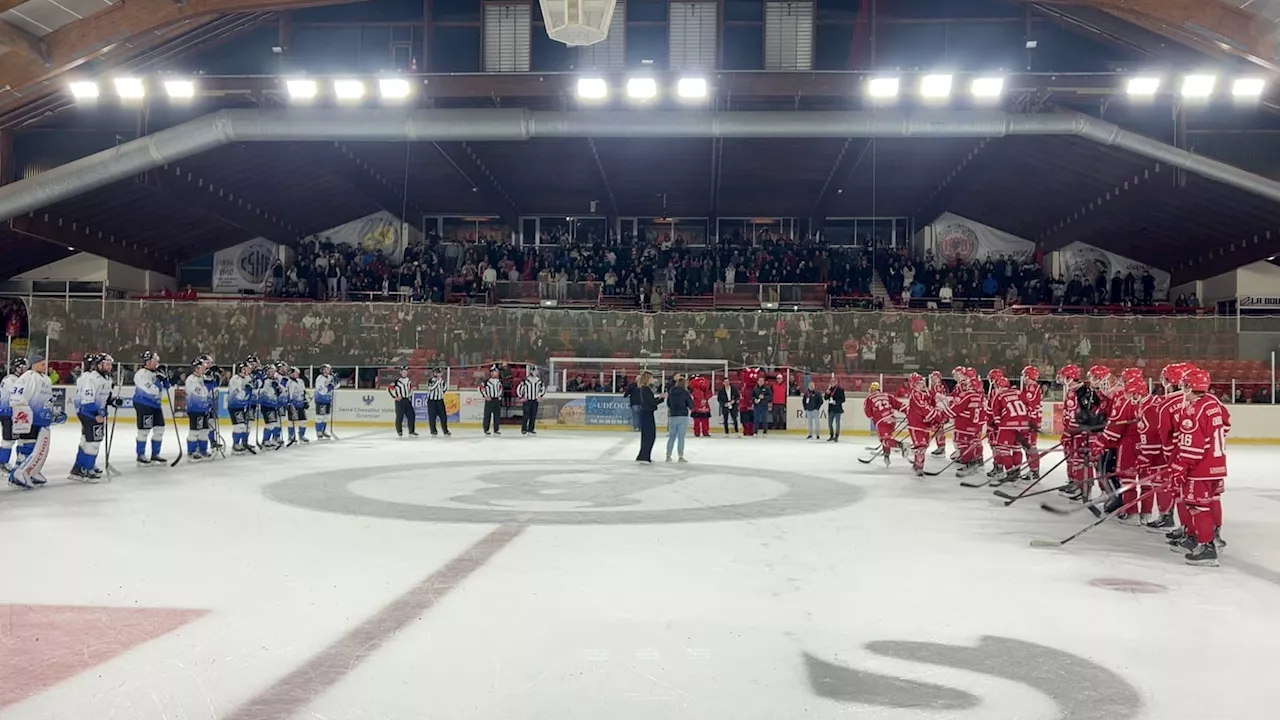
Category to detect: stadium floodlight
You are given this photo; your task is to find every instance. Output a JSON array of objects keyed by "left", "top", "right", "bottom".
[
  {"left": 1232, "top": 77, "right": 1267, "bottom": 98},
  {"left": 677, "top": 77, "right": 708, "bottom": 99},
  {"left": 920, "top": 74, "right": 953, "bottom": 99},
  {"left": 285, "top": 78, "right": 319, "bottom": 100},
  {"left": 333, "top": 79, "right": 366, "bottom": 101},
  {"left": 1126, "top": 76, "right": 1161, "bottom": 96},
  {"left": 866, "top": 77, "right": 900, "bottom": 99},
  {"left": 626, "top": 77, "right": 658, "bottom": 100},
  {"left": 68, "top": 81, "right": 100, "bottom": 100},
  {"left": 970, "top": 76, "right": 1005, "bottom": 99},
  {"left": 1181, "top": 74, "right": 1216, "bottom": 99},
  {"left": 113, "top": 77, "right": 146, "bottom": 100},
  {"left": 577, "top": 77, "right": 608, "bottom": 99},
  {"left": 379, "top": 77, "right": 412, "bottom": 100},
  {"left": 163, "top": 79, "right": 196, "bottom": 99}
]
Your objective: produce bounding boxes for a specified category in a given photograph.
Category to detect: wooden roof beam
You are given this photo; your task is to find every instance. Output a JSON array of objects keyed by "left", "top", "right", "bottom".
[{"left": 0, "top": 20, "right": 49, "bottom": 66}]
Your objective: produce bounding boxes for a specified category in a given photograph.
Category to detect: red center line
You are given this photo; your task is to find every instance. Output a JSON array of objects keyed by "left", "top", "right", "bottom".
[{"left": 224, "top": 524, "right": 526, "bottom": 720}]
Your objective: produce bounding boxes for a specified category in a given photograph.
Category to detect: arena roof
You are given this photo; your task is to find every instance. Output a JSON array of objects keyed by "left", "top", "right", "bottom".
[{"left": 3, "top": 0, "right": 1280, "bottom": 284}]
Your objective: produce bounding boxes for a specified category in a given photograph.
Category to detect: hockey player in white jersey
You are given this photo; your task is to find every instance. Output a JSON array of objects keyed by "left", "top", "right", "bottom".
[
  {"left": 227, "top": 362, "right": 256, "bottom": 454},
  {"left": 71, "top": 353, "right": 121, "bottom": 481},
  {"left": 8, "top": 354, "right": 61, "bottom": 490},
  {"left": 285, "top": 365, "right": 309, "bottom": 446},
  {"left": 313, "top": 364, "right": 336, "bottom": 439},
  {"left": 260, "top": 363, "right": 286, "bottom": 450},
  {"left": 184, "top": 359, "right": 213, "bottom": 461},
  {"left": 133, "top": 351, "right": 171, "bottom": 465},
  {"left": 0, "top": 357, "right": 27, "bottom": 471}
]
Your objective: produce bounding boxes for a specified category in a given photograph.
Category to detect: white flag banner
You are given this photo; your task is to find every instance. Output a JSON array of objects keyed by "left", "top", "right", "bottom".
[
  {"left": 1061, "top": 242, "right": 1170, "bottom": 302},
  {"left": 212, "top": 238, "right": 278, "bottom": 292},
  {"left": 319, "top": 211, "right": 420, "bottom": 265},
  {"left": 932, "top": 213, "right": 1035, "bottom": 263}
]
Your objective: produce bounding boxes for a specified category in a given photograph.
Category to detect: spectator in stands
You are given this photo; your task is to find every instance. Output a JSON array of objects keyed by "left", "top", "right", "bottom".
[{"left": 1142, "top": 270, "right": 1156, "bottom": 305}]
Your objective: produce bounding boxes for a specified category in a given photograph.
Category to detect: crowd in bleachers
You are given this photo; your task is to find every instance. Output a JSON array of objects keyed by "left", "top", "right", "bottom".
[{"left": 266, "top": 232, "right": 453, "bottom": 302}]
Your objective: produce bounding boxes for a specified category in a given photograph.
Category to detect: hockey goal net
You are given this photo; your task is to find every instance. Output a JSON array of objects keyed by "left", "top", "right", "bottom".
[{"left": 546, "top": 356, "right": 730, "bottom": 393}]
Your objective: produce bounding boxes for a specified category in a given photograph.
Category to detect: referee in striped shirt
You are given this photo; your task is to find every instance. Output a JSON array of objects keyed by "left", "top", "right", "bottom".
[
  {"left": 389, "top": 365, "right": 417, "bottom": 437},
  {"left": 480, "top": 365, "right": 504, "bottom": 436},
  {"left": 424, "top": 367, "right": 450, "bottom": 436},
  {"left": 517, "top": 366, "right": 546, "bottom": 435}
]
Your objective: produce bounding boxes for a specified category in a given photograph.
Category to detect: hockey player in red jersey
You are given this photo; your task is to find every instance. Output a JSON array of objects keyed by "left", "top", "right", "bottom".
[
  {"left": 983, "top": 369, "right": 1004, "bottom": 478},
  {"left": 864, "top": 381, "right": 904, "bottom": 467},
  {"left": 739, "top": 367, "right": 759, "bottom": 436},
  {"left": 1020, "top": 366, "right": 1044, "bottom": 480},
  {"left": 690, "top": 375, "right": 712, "bottom": 437},
  {"left": 1058, "top": 364, "right": 1086, "bottom": 496},
  {"left": 947, "top": 369, "right": 987, "bottom": 476},
  {"left": 989, "top": 375, "right": 1032, "bottom": 485},
  {"left": 905, "top": 373, "right": 941, "bottom": 476},
  {"left": 1134, "top": 377, "right": 1164, "bottom": 525},
  {"left": 1100, "top": 371, "right": 1142, "bottom": 518},
  {"left": 929, "top": 370, "right": 949, "bottom": 456},
  {"left": 1167, "top": 368, "right": 1228, "bottom": 566},
  {"left": 1149, "top": 362, "right": 1192, "bottom": 531},
  {"left": 949, "top": 366, "right": 967, "bottom": 458}
]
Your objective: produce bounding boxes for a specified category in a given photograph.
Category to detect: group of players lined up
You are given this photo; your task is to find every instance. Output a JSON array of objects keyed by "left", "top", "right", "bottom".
[
  {"left": 1, "top": 352, "right": 339, "bottom": 490},
  {"left": 864, "top": 362, "right": 1230, "bottom": 567}
]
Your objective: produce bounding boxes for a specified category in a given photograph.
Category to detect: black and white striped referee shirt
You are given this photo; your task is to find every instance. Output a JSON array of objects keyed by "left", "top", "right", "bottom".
[
  {"left": 388, "top": 377, "right": 413, "bottom": 400},
  {"left": 480, "top": 378, "right": 503, "bottom": 400},
  {"left": 517, "top": 376, "right": 544, "bottom": 401},
  {"left": 424, "top": 378, "right": 446, "bottom": 401}
]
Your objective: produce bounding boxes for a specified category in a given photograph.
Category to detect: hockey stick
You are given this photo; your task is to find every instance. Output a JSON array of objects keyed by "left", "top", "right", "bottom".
[
  {"left": 865, "top": 418, "right": 907, "bottom": 451},
  {"left": 990, "top": 454, "right": 1068, "bottom": 505},
  {"left": 926, "top": 429, "right": 987, "bottom": 477},
  {"left": 975, "top": 441, "right": 1066, "bottom": 491},
  {"left": 327, "top": 378, "right": 341, "bottom": 440},
  {"left": 1030, "top": 487, "right": 1153, "bottom": 548},
  {"left": 167, "top": 386, "right": 184, "bottom": 468},
  {"left": 103, "top": 403, "right": 121, "bottom": 479}
]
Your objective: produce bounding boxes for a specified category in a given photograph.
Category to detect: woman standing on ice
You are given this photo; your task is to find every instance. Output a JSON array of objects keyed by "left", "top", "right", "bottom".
[
  {"left": 664, "top": 374, "right": 692, "bottom": 463},
  {"left": 634, "top": 371, "right": 663, "bottom": 463}
]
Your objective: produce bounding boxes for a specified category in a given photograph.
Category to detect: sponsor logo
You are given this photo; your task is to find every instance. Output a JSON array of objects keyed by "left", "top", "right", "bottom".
[
  {"left": 236, "top": 239, "right": 275, "bottom": 285},
  {"left": 1240, "top": 295, "right": 1280, "bottom": 308},
  {"left": 362, "top": 395, "right": 375, "bottom": 406}
]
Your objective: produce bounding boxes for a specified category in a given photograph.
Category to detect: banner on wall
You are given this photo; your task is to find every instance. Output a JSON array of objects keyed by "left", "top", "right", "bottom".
[
  {"left": 1060, "top": 243, "right": 1170, "bottom": 301},
  {"left": 412, "top": 391, "right": 462, "bottom": 423},
  {"left": 212, "top": 238, "right": 278, "bottom": 291},
  {"left": 585, "top": 395, "right": 632, "bottom": 425},
  {"left": 932, "top": 213, "right": 1035, "bottom": 263},
  {"left": 1239, "top": 296, "right": 1280, "bottom": 309},
  {"left": 319, "top": 211, "right": 420, "bottom": 265}
]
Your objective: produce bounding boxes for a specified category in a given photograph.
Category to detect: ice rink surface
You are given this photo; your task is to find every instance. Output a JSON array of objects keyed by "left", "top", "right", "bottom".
[{"left": 3, "top": 424, "right": 1280, "bottom": 720}]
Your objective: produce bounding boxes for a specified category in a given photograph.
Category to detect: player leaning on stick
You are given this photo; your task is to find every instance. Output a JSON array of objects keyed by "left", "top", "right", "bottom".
[
  {"left": 7, "top": 353, "right": 60, "bottom": 490},
  {"left": 228, "top": 362, "right": 256, "bottom": 454},
  {"left": 71, "top": 353, "right": 122, "bottom": 482},
  {"left": 285, "top": 365, "right": 310, "bottom": 446},
  {"left": 184, "top": 358, "right": 214, "bottom": 461},
  {"left": 1165, "top": 367, "right": 1231, "bottom": 567},
  {"left": 313, "top": 364, "right": 336, "bottom": 439}
]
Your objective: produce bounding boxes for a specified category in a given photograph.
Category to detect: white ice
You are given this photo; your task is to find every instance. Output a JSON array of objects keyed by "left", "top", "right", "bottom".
[{"left": 2, "top": 425, "right": 1280, "bottom": 720}]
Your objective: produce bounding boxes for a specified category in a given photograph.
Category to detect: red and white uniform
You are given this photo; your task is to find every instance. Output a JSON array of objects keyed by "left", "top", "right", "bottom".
[
  {"left": 931, "top": 379, "right": 949, "bottom": 450},
  {"left": 1061, "top": 384, "right": 1086, "bottom": 483},
  {"left": 906, "top": 388, "right": 940, "bottom": 469},
  {"left": 1101, "top": 394, "right": 1139, "bottom": 479},
  {"left": 690, "top": 376, "right": 712, "bottom": 437},
  {"left": 1173, "top": 394, "right": 1228, "bottom": 547},
  {"left": 990, "top": 386, "right": 1031, "bottom": 470},
  {"left": 864, "top": 390, "right": 903, "bottom": 450},
  {"left": 1020, "top": 381, "right": 1043, "bottom": 472},
  {"left": 944, "top": 383, "right": 986, "bottom": 464}
]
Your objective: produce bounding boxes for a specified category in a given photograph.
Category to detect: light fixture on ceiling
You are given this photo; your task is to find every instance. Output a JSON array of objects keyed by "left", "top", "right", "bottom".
[
  {"left": 970, "top": 76, "right": 1005, "bottom": 99},
  {"left": 1232, "top": 77, "right": 1265, "bottom": 98},
  {"left": 68, "top": 81, "right": 100, "bottom": 100},
  {"left": 1125, "top": 76, "right": 1161, "bottom": 96},
  {"left": 379, "top": 77, "right": 412, "bottom": 100},
  {"left": 163, "top": 79, "right": 196, "bottom": 99},
  {"left": 113, "top": 77, "right": 146, "bottom": 100},
  {"left": 676, "top": 77, "right": 708, "bottom": 99},
  {"left": 285, "top": 78, "right": 319, "bottom": 100},
  {"left": 1180, "top": 74, "right": 1216, "bottom": 99},
  {"left": 577, "top": 77, "right": 608, "bottom": 100},
  {"left": 919, "top": 74, "right": 953, "bottom": 99},
  {"left": 333, "top": 79, "right": 366, "bottom": 101},
  {"left": 866, "top": 77, "right": 900, "bottom": 99},
  {"left": 626, "top": 77, "right": 658, "bottom": 100}
]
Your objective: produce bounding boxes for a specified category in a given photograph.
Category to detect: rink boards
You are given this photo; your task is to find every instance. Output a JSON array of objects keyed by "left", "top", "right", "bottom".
[{"left": 71, "top": 386, "right": 1280, "bottom": 443}]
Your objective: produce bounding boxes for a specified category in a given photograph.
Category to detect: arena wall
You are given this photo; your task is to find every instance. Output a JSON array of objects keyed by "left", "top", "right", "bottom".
[{"left": 69, "top": 387, "right": 1280, "bottom": 444}]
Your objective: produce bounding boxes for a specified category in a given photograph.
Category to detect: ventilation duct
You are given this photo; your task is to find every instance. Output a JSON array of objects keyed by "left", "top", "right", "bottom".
[{"left": 1, "top": 109, "right": 1278, "bottom": 223}]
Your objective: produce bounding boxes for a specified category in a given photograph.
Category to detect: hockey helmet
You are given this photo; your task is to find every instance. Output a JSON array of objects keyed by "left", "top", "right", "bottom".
[
  {"left": 320, "top": 363, "right": 332, "bottom": 373},
  {"left": 140, "top": 350, "right": 160, "bottom": 366},
  {"left": 869, "top": 381, "right": 881, "bottom": 392},
  {"left": 1184, "top": 368, "right": 1212, "bottom": 393},
  {"left": 198, "top": 353, "right": 213, "bottom": 366},
  {"left": 929, "top": 370, "right": 943, "bottom": 384},
  {"left": 995, "top": 376, "right": 1011, "bottom": 390},
  {"left": 399, "top": 364, "right": 410, "bottom": 372},
  {"left": 96, "top": 353, "right": 115, "bottom": 371},
  {"left": 1022, "top": 365, "right": 1040, "bottom": 382},
  {"left": 908, "top": 372, "right": 925, "bottom": 388},
  {"left": 1087, "top": 365, "right": 1112, "bottom": 383},
  {"left": 1125, "top": 377, "right": 1149, "bottom": 397},
  {"left": 1161, "top": 363, "right": 1189, "bottom": 387},
  {"left": 10, "top": 357, "right": 28, "bottom": 373},
  {"left": 1120, "top": 367, "right": 1144, "bottom": 385},
  {"left": 951, "top": 365, "right": 966, "bottom": 380},
  {"left": 244, "top": 354, "right": 261, "bottom": 365},
  {"left": 988, "top": 368, "right": 1005, "bottom": 382},
  {"left": 191, "top": 358, "right": 205, "bottom": 370},
  {"left": 1058, "top": 364, "right": 1082, "bottom": 383},
  {"left": 236, "top": 362, "right": 250, "bottom": 374}
]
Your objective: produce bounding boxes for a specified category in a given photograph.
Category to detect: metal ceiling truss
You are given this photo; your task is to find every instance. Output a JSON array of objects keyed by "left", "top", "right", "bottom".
[
  {"left": 319, "top": 142, "right": 428, "bottom": 232},
  {"left": 143, "top": 163, "right": 301, "bottom": 245},
  {"left": 8, "top": 212, "right": 173, "bottom": 274}
]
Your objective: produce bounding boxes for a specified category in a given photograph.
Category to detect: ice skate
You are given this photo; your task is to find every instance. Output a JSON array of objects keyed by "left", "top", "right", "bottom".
[
  {"left": 8, "top": 470, "right": 31, "bottom": 490},
  {"left": 1214, "top": 529, "right": 1227, "bottom": 549},
  {"left": 1169, "top": 535, "right": 1197, "bottom": 553},
  {"left": 136, "top": 455, "right": 152, "bottom": 465},
  {"left": 931, "top": 447, "right": 946, "bottom": 456},
  {"left": 1185, "top": 543, "right": 1219, "bottom": 567}
]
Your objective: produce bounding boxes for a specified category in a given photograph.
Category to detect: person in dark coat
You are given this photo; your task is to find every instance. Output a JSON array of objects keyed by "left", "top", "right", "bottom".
[
  {"left": 716, "top": 377, "right": 740, "bottom": 434},
  {"left": 635, "top": 371, "right": 664, "bottom": 463},
  {"left": 824, "top": 378, "right": 846, "bottom": 442}
]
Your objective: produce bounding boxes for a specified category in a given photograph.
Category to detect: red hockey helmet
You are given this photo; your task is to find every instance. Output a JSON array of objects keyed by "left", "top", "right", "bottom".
[
  {"left": 988, "top": 368, "right": 1006, "bottom": 382},
  {"left": 1022, "top": 365, "right": 1040, "bottom": 382},
  {"left": 1087, "top": 365, "right": 1112, "bottom": 383},
  {"left": 929, "top": 370, "right": 943, "bottom": 382},
  {"left": 1125, "top": 377, "right": 1149, "bottom": 397},
  {"left": 965, "top": 367, "right": 979, "bottom": 382},
  {"left": 1058, "top": 364, "right": 1082, "bottom": 383},
  {"left": 1120, "top": 367, "right": 1144, "bottom": 385},
  {"left": 908, "top": 372, "right": 925, "bottom": 388},
  {"left": 995, "top": 376, "right": 1011, "bottom": 390},
  {"left": 952, "top": 365, "right": 966, "bottom": 380},
  {"left": 1183, "top": 368, "right": 1211, "bottom": 393},
  {"left": 1161, "top": 363, "right": 1188, "bottom": 387}
]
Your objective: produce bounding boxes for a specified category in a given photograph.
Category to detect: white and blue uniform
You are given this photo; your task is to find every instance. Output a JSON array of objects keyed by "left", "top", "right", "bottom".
[
  {"left": 0, "top": 370, "right": 19, "bottom": 468},
  {"left": 285, "top": 375, "right": 308, "bottom": 443},
  {"left": 8, "top": 367, "right": 57, "bottom": 488},
  {"left": 314, "top": 372, "right": 335, "bottom": 437},
  {"left": 228, "top": 371, "right": 253, "bottom": 451},
  {"left": 260, "top": 371, "right": 285, "bottom": 447},
  {"left": 73, "top": 369, "right": 113, "bottom": 474},
  {"left": 133, "top": 366, "right": 169, "bottom": 460},
  {"left": 184, "top": 372, "right": 213, "bottom": 458}
]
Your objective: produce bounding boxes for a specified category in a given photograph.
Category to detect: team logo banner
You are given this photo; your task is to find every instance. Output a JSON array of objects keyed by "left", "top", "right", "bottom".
[
  {"left": 212, "top": 238, "right": 278, "bottom": 292},
  {"left": 1061, "top": 243, "right": 1170, "bottom": 301},
  {"left": 933, "top": 213, "right": 1035, "bottom": 264},
  {"left": 322, "top": 211, "right": 420, "bottom": 265}
]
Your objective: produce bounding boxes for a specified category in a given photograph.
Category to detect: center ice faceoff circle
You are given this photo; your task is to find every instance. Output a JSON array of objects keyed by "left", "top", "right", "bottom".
[{"left": 264, "top": 460, "right": 865, "bottom": 524}]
